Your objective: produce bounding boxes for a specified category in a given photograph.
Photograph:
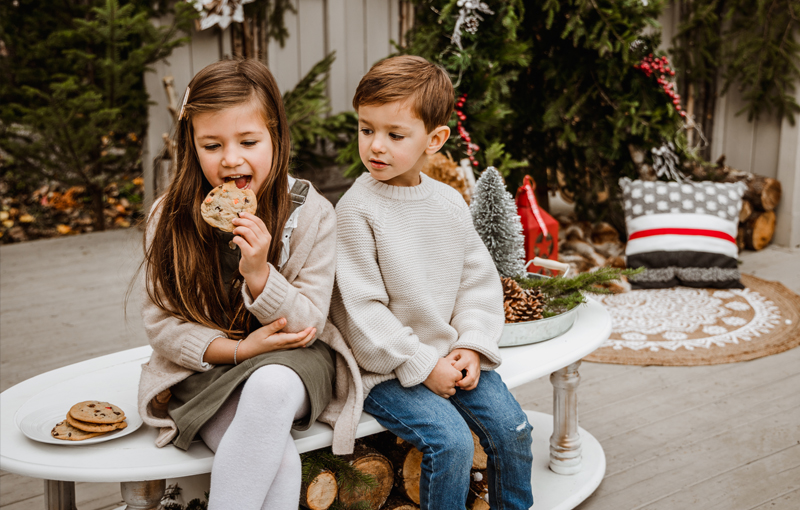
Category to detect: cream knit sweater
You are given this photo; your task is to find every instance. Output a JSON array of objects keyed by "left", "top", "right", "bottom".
[{"left": 330, "top": 172, "right": 504, "bottom": 395}]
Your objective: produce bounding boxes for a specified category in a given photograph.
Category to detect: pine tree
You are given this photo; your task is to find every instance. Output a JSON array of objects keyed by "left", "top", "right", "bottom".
[
  {"left": 470, "top": 167, "right": 526, "bottom": 278},
  {"left": 0, "top": 0, "right": 195, "bottom": 231}
]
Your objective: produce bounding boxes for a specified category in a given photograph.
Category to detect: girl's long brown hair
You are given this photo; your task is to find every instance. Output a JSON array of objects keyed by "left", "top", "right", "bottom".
[{"left": 144, "top": 59, "right": 291, "bottom": 338}]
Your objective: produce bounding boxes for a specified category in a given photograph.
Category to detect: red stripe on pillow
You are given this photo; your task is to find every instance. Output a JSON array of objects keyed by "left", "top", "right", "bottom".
[{"left": 628, "top": 228, "right": 737, "bottom": 244}]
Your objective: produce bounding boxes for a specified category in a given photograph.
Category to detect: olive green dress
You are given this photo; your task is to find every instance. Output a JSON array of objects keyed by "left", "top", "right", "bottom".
[{"left": 167, "top": 181, "right": 336, "bottom": 451}]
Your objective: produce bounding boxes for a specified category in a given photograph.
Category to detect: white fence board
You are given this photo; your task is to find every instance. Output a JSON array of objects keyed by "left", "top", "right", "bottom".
[
  {"left": 297, "top": 0, "right": 327, "bottom": 78},
  {"left": 268, "top": 7, "right": 301, "bottom": 94}
]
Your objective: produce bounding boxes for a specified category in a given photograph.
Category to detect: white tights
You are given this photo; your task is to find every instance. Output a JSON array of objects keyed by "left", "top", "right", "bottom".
[{"left": 200, "top": 364, "right": 310, "bottom": 510}]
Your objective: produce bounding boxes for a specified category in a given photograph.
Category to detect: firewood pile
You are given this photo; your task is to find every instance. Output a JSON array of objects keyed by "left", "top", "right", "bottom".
[
  {"left": 300, "top": 430, "right": 491, "bottom": 510},
  {"left": 551, "top": 214, "right": 632, "bottom": 294},
  {"left": 687, "top": 157, "right": 782, "bottom": 251}
]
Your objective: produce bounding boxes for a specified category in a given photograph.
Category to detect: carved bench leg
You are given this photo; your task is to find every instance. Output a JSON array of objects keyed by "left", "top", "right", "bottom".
[
  {"left": 120, "top": 480, "right": 166, "bottom": 510},
  {"left": 549, "top": 361, "right": 582, "bottom": 475},
  {"left": 44, "top": 480, "right": 76, "bottom": 510}
]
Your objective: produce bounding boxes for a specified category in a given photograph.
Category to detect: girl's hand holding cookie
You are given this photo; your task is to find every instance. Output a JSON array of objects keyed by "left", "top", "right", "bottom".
[
  {"left": 231, "top": 211, "right": 272, "bottom": 298},
  {"left": 238, "top": 318, "right": 316, "bottom": 360}
]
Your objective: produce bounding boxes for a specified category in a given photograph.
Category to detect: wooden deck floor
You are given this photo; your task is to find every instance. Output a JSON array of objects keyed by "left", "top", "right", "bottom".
[{"left": 1, "top": 229, "right": 798, "bottom": 510}]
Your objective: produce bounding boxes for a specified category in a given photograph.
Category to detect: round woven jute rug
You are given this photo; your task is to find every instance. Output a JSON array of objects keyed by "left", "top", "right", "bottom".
[{"left": 583, "top": 274, "right": 800, "bottom": 366}]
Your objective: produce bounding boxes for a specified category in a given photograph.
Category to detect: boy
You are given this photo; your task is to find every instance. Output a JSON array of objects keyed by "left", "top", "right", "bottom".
[{"left": 330, "top": 55, "right": 533, "bottom": 510}]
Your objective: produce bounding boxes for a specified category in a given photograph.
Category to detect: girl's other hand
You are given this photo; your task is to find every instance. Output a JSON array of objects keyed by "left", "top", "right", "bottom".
[
  {"left": 239, "top": 318, "right": 316, "bottom": 360},
  {"left": 231, "top": 212, "right": 272, "bottom": 297}
]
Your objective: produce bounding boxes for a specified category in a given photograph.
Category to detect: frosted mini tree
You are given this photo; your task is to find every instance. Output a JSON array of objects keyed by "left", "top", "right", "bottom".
[{"left": 470, "top": 167, "right": 526, "bottom": 278}]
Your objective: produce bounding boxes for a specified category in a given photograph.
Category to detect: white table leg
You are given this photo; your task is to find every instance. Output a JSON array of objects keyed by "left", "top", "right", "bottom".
[
  {"left": 44, "top": 480, "right": 76, "bottom": 510},
  {"left": 549, "top": 361, "right": 583, "bottom": 475},
  {"left": 120, "top": 480, "right": 166, "bottom": 510}
]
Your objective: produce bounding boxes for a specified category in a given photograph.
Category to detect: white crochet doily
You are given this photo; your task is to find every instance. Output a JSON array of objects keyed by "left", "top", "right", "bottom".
[{"left": 594, "top": 287, "right": 783, "bottom": 352}]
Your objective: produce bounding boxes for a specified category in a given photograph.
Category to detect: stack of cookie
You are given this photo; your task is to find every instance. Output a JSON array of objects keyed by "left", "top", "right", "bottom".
[{"left": 51, "top": 400, "right": 127, "bottom": 441}]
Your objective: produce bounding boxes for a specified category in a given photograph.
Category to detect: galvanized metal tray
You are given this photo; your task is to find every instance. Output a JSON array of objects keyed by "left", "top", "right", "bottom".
[{"left": 498, "top": 258, "right": 579, "bottom": 347}]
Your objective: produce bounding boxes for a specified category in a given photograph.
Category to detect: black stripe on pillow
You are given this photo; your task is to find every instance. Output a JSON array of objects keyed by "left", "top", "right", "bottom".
[{"left": 627, "top": 251, "right": 743, "bottom": 289}]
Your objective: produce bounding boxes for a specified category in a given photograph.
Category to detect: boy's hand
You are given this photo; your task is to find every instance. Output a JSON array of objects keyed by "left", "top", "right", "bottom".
[
  {"left": 446, "top": 349, "right": 481, "bottom": 391},
  {"left": 423, "top": 358, "right": 463, "bottom": 398},
  {"left": 232, "top": 212, "right": 272, "bottom": 298}
]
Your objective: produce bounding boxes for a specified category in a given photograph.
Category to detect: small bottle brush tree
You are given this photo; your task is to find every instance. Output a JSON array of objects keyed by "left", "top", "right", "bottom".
[{"left": 470, "top": 167, "right": 526, "bottom": 278}]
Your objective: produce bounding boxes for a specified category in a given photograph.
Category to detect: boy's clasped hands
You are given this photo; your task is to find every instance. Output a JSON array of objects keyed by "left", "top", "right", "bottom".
[{"left": 423, "top": 348, "right": 481, "bottom": 398}]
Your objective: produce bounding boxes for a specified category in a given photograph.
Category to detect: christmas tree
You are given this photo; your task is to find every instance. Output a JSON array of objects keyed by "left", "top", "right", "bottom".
[
  {"left": 470, "top": 167, "right": 526, "bottom": 278},
  {"left": 0, "top": 0, "right": 195, "bottom": 231},
  {"left": 399, "top": 1, "right": 685, "bottom": 233}
]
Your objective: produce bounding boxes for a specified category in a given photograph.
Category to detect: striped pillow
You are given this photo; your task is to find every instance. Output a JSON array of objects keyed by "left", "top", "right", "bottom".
[{"left": 619, "top": 177, "right": 746, "bottom": 289}]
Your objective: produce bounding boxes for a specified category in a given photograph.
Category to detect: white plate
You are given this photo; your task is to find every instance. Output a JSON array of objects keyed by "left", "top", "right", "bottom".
[{"left": 17, "top": 402, "right": 142, "bottom": 446}]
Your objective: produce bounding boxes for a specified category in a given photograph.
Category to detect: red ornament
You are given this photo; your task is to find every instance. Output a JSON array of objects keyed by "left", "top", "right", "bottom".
[{"left": 515, "top": 175, "right": 559, "bottom": 275}]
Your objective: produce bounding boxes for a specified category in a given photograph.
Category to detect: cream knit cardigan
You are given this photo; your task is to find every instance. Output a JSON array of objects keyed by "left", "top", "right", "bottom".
[
  {"left": 137, "top": 183, "right": 363, "bottom": 455},
  {"left": 330, "top": 173, "right": 504, "bottom": 395}
]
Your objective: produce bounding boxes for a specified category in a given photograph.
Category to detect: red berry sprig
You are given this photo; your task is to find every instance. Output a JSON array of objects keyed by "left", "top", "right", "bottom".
[
  {"left": 634, "top": 54, "right": 685, "bottom": 118},
  {"left": 455, "top": 93, "right": 481, "bottom": 166}
]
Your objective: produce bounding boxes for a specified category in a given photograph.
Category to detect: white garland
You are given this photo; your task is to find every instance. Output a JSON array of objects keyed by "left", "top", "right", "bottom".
[
  {"left": 451, "top": 0, "right": 494, "bottom": 50},
  {"left": 189, "top": 0, "right": 254, "bottom": 30}
]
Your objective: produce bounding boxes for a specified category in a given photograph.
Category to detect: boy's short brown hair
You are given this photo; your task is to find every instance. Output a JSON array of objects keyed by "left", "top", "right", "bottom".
[{"left": 352, "top": 55, "right": 454, "bottom": 133}]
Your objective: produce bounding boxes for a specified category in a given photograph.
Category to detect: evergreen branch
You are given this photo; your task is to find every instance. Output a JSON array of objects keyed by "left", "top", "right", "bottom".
[{"left": 516, "top": 267, "right": 643, "bottom": 315}]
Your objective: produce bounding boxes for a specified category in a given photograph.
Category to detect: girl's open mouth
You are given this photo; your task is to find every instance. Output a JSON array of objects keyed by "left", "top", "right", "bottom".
[
  {"left": 370, "top": 159, "right": 388, "bottom": 169},
  {"left": 225, "top": 175, "right": 252, "bottom": 189}
]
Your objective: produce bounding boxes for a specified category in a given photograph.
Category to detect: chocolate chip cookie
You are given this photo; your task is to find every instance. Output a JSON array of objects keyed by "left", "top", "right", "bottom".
[{"left": 200, "top": 180, "right": 258, "bottom": 232}]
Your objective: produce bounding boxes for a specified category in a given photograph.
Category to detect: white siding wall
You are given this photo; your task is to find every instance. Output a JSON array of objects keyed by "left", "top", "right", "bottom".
[
  {"left": 658, "top": 4, "right": 799, "bottom": 247},
  {"left": 143, "top": 0, "right": 401, "bottom": 208}
]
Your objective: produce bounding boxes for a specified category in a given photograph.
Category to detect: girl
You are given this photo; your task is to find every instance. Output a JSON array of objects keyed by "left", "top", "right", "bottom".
[{"left": 136, "top": 59, "right": 362, "bottom": 510}]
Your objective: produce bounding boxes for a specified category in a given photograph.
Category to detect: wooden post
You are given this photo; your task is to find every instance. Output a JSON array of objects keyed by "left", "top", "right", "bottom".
[
  {"left": 119, "top": 480, "right": 166, "bottom": 510},
  {"left": 550, "top": 361, "right": 583, "bottom": 475},
  {"left": 44, "top": 480, "right": 76, "bottom": 510}
]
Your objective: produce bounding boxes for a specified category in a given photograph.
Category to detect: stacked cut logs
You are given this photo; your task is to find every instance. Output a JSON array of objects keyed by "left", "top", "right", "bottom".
[
  {"left": 552, "top": 214, "right": 631, "bottom": 293},
  {"left": 689, "top": 157, "right": 782, "bottom": 251},
  {"left": 300, "top": 430, "right": 492, "bottom": 510}
]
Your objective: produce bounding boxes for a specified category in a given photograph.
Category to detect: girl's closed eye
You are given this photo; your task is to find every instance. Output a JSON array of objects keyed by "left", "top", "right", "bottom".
[
  {"left": 203, "top": 143, "right": 221, "bottom": 151},
  {"left": 242, "top": 140, "right": 258, "bottom": 147}
]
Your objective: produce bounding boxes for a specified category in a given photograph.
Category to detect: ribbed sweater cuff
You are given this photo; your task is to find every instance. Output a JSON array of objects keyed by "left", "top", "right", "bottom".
[
  {"left": 181, "top": 332, "right": 220, "bottom": 371},
  {"left": 244, "top": 264, "right": 289, "bottom": 320},
  {"left": 394, "top": 343, "right": 440, "bottom": 387},
  {"left": 453, "top": 331, "right": 503, "bottom": 370}
]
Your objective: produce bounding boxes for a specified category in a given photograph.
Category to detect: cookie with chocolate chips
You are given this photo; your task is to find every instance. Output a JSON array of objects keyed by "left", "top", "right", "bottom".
[
  {"left": 200, "top": 180, "right": 258, "bottom": 232},
  {"left": 51, "top": 420, "right": 105, "bottom": 441},
  {"left": 68, "top": 401, "right": 126, "bottom": 424},
  {"left": 66, "top": 413, "right": 128, "bottom": 433}
]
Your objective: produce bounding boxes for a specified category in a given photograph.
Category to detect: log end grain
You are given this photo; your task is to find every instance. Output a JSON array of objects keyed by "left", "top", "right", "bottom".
[
  {"left": 300, "top": 469, "right": 337, "bottom": 510},
  {"left": 338, "top": 451, "right": 394, "bottom": 510}
]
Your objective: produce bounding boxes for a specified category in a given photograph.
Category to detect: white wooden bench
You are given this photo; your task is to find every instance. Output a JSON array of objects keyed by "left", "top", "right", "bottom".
[{"left": 0, "top": 299, "right": 610, "bottom": 510}]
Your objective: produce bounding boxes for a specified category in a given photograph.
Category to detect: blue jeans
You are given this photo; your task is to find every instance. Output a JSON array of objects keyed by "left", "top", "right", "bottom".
[{"left": 364, "top": 370, "right": 533, "bottom": 510}]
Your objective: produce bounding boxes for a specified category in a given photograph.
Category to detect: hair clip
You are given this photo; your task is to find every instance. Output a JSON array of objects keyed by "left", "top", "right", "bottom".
[{"left": 178, "top": 87, "right": 190, "bottom": 121}]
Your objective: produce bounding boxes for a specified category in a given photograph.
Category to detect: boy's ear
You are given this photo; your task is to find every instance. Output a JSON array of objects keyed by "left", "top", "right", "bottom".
[{"left": 425, "top": 125, "right": 451, "bottom": 154}]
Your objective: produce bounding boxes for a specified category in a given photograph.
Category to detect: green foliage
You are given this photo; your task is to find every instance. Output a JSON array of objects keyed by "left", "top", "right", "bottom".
[
  {"left": 403, "top": 0, "right": 530, "bottom": 177},
  {"left": 517, "top": 267, "right": 643, "bottom": 316},
  {"left": 0, "top": 0, "right": 194, "bottom": 230},
  {"left": 672, "top": 0, "right": 800, "bottom": 124},
  {"left": 505, "top": 0, "right": 683, "bottom": 229},
  {"left": 397, "top": 1, "right": 684, "bottom": 228},
  {"left": 283, "top": 52, "right": 357, "bottom": 171}
]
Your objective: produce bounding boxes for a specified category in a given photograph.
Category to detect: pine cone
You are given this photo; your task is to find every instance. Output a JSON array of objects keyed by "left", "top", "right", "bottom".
[{"left": 502, "top": 278, "right": 545, "bottom": 323}]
